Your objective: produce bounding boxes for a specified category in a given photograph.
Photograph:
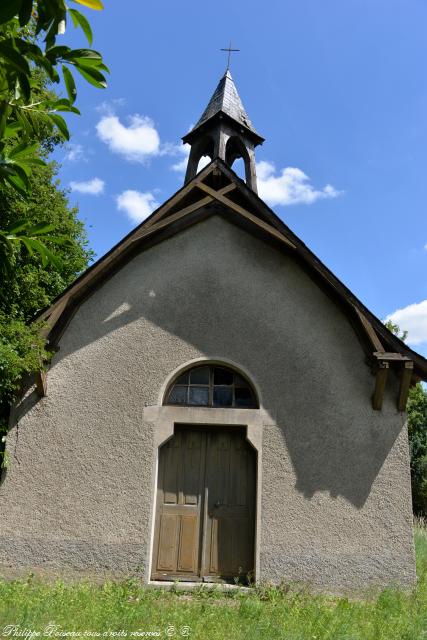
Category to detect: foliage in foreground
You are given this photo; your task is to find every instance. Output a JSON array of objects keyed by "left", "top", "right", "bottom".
[
  {"left": 0, "top": 161, "right": 93, "bottom": 445},
  {"left": 0, "top": 524, "right": 425, "bottom": 640},
  {"left": 0, "top": 0, "right": 106, "bottom": 270}
]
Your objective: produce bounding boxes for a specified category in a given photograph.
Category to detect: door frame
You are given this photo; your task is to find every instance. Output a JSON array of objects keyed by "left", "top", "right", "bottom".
[
  {"left": 152, "top": 425, "right": 256, "bottom": 583},
  {"left": 144, "top": 357, "right": 268, "bottom": 585}
]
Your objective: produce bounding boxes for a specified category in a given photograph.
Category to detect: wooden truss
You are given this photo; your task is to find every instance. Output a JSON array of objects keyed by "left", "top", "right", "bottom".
[
  {"left": 353, "top": 307, "right": 414, "bottom": 411},
  {"left": 33, "top": 159, "right": 423, "bottom": 410}
]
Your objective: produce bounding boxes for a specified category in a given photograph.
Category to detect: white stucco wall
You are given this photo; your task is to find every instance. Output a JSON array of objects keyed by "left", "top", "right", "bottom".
[{"left": 0, "top": 214, "right": 415, "bottom": 592}]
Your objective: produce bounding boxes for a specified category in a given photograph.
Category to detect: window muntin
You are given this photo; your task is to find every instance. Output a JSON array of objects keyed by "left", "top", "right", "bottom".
[{"left": 165, "top": 365, "right": 257, "bottom": 409}]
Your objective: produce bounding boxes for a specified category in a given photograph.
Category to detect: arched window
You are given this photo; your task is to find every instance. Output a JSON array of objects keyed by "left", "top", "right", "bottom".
[{"left": 165, "top": 364, "right": 258, "bottom": 409}]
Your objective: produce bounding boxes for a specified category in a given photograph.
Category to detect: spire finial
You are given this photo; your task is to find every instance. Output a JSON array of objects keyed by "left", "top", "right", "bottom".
[{"left": 220, "top": 41, "right": 240, "bottom": 71}]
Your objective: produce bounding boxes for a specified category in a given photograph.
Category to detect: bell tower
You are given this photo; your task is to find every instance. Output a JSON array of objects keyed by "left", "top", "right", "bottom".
[{"left": 182, "top": 70, "right": 264, "bottom": 192}]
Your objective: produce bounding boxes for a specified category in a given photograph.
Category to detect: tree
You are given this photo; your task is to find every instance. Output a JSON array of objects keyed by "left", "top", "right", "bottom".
[
  {"left": 407, "top": 384, "right": 427, "bottom": 515},
  {"left": 0, "top": 159, "right": 94, "bottom": 455},
  {"left": 0, "top": 0, "right": 107, "bottom": 268},
  {"left": 384, "top": 320, "right": 427, "bottom": 516},
  {"left": 384, "top": 320, "right": 408, "bottom": 343}
]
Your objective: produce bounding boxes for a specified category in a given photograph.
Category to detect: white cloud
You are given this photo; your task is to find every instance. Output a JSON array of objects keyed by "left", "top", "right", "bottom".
[
  {"left": 171, "top": 155, "right": 189, "bottom": 173},
  {"left": 256, "top": 161, "right": 342, "bottom": 207},
  {"left": 116, "top": 189, "right": 159, "bottom": 224},
  {"left": 96, "top": 114, "right": 160, "bottom": 162},
  {"left": 69, "top": 177, "right": 105, "bottom": 195},
  {"left": 386, "top": 300, "right": 427, "bottom": 346},
  {"left": 424, "top": 243, "right": 427, "bottom": 251},
  {"left": 171, "top": 143, "right": 190, "bottom": 172},
  {"left": 95, "top": 98, "right": 126, "bottom": 114},
  {"left": 64, "top": 143, "right": 86, "bottom": 162}
]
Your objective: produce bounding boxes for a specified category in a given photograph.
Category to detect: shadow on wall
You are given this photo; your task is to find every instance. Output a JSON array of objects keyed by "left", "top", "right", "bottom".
[{"left": 9, "top": 218, "right": 407, "bottom": 509}]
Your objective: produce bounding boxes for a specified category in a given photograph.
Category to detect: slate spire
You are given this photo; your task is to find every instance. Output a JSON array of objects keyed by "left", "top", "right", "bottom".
[
  {"left": 182, "top": 70, "right": 264, "bottom": 192},
  {"left": 189, "top": 70, "right": 262, "bottom": 142}
]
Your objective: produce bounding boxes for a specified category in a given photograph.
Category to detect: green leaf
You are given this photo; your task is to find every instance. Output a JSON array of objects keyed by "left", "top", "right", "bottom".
[
  {"left": 63, "top": 48, "right": 102, "bottom": 61},
  {"left": 0, "top": 41, "right": 30, "bottom": 75},
  {"left": 97, "top": 62, "right": 109, "bottom": 73},
  {"left": 49, "top": 98, "right": 80, "bottom": 114},
  {"left": 46, "top": 45, "right": 71, "bottom": 62},
  {"left": 15, "top": 110, "right": 34, "bottom": 137},
  {"left": 21, "top": 157, "right": 45, "bottom": 167},
  {"left": 12, "top": 159, "right": 32, "bottom": 178},
  {"left": 25, "top": 222, "right": 56, "bottom": 236},
  {"left": 22, "top": 238, "right": 62, "bottom": 268},
  {"left": 48, "top": 113, "right": 70, "bottom": 140},
  {"left": 43, "top": 9, "right": 67, "bottom": 49},
  {"left": 0, "top": 0, "right": 22, "bottom": 25},
  {"left": 74, "top": 63, "right": 107, "bottom": 89},
  {"left": 15, "top": 39, "right": 60, "bottom": 82},
  {"left": 72, "top": 0, "right": 104, "bottom": 10},
  {"left": 62, "top": 65, "right": 77, "bottom": 104},
  {"left": 6, "top": 220, "right": 30, "bottom": 234},
  {"left": 18, "top": 0, "right": 33, "bottom": 26},
  {"left": 69, "top": 8, "right": 93, "bottom": 46},
  {"left": 16, "top": 72, "right": 31, "bottom": 102},
  {"left": 43, "top": 235, "right": 73, "bottom": 246},
  {"left": 5, "top": 172, "right": 28, "bottom": 197},
  {"left": 3, "top": 122, "right": 22, "bottom": 139},
  {"left": 19, "top": 237, "right": 49, "bottom": 265},
  {"left": 8, "top": 141, "right": 38, "bottom": 159},
  {"left": 19, "top": 237, "right": 35, "bottom": 257}
]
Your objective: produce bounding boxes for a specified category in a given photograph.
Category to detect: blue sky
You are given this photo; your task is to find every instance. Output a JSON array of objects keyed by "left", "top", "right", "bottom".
[{"left": 54, "top": 0, "right": 427, "bottom": 355}]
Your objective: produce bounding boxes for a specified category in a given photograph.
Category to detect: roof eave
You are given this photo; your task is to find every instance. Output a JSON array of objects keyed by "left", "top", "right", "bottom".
[{"left": 182, "top": 111, "right": 265, "bottom": 147}]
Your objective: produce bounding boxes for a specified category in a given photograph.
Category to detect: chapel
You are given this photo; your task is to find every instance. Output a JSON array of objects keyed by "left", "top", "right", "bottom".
[{"left": 1, "top": 67, "right": 426, "bottom": 593}]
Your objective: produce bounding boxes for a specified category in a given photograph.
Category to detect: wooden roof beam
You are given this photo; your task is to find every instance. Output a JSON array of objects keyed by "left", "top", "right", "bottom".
[
  {"left": 374, "top": 352, "right": 412, "bottom": 362},
  {"left": 353, "top": 306, "right": 384, "bottom": 353},
  {"left": 398, "top": 361, "right": 414, "bottom": 412},
  {"left": 195, "top": 182, "right": 296, "bottom": 249},
  {"left": 35, "top": 370, "right": 47, "bottom": 397},
  {"left": 143, "top": 162, "right": 217, "bottom": 228},
  {"left": 132, "top": 183, "right": 236, "bottom": 243},
  {"left": 372, "top": 361, "right": 389, "bottom": 410}
]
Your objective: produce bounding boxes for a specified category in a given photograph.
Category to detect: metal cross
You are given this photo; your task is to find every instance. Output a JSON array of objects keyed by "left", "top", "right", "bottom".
[{"left": 220, "top": 41, "right": 240, "bottom": 70}]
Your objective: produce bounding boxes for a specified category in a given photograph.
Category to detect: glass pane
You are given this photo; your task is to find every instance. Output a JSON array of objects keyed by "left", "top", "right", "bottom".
[
  {"left": 168, "top": 385, "right": 188, "bottom": 405},
  {"left": 235, "top": 387, "right": 255, "bottom": 408},
  {"left": 214, "top": 367, "right": 234, "bottom": 386},
  {"left": 175, "top": 371, "right": 189, "bottom": 385},
  {"left": 234, "top": 374, "right": 247, "bottom": 386},
  {"left": 189, "top": 387, "right": 209, "bottom": 406},
  {"left": 213, "top": 387, "right": 233, "bottom": 407},
  {"left": 190, "top": 366, "right": 210, "bottom": 385}
]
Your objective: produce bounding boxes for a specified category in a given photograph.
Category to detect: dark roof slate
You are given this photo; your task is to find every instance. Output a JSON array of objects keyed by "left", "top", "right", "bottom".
[{"left": 189, "top": 70, "right": 261, "bottom": 138}]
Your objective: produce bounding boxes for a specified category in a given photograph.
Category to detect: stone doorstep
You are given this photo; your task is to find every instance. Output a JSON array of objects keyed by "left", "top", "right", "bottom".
[{"left": 147, "top": 580, "right": 252, "bottom": 592}]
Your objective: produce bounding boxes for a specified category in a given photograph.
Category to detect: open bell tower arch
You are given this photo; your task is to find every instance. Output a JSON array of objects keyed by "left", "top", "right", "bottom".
[{"left": 182, "top": 70, "right": 264, "bottom": 192}]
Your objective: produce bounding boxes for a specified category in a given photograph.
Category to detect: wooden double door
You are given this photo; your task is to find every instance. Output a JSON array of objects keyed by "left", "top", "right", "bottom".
[{"left": 151, "top": 426, "right": 256, "bottom": 583}]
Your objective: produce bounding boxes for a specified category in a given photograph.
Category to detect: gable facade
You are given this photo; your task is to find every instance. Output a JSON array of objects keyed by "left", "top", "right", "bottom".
[
  {"left": 1, "top": 67, "right": 424, "bottom": 593},
  {"left": 0, "top": 213, "right": 417, "bottom": 592}
]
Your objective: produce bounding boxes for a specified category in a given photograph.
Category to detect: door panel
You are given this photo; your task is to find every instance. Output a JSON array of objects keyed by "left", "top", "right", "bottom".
[
  {"left": 157, "top": 513, "right": 179, "bottom": 571},
  {"left": 152, "top": 429, "right": 205, "bottom": 580},
  {"left": 203, "top": 430, "right": 256, "bottom": 582},
  {"left": 177, "top": 515, "right": 198, "bottom": 572},
  {"left": 151, "top": 427, "right": 255, "bottom": 583}
]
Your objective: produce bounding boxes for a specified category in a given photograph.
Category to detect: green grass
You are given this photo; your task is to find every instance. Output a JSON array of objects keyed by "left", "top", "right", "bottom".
[{"left": 0, "top": 523, "right": 426, "bottom": 640}]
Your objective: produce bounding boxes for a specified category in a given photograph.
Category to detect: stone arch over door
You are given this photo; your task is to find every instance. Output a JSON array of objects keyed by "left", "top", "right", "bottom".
[{"left": 143, "top": 357, "right": 269, "bottom": 584}]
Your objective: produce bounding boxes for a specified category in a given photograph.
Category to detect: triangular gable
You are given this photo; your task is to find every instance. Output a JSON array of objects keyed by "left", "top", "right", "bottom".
[{"left": 35, "top": 158, "right": 427, "bottom": 410}]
